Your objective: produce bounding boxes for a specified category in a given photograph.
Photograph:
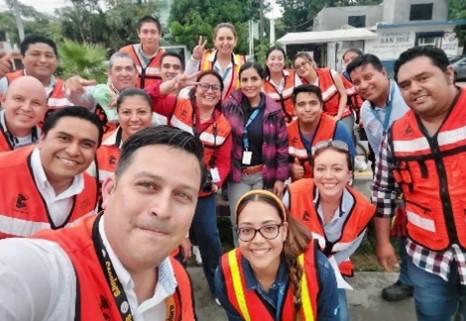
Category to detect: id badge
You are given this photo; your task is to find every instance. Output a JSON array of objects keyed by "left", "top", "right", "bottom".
[
  {"left": 210, "top": 167, "right": 221, "bottom": 183},
  {"left": 242, "top": 151, "right": 252, "bottom": 165}
]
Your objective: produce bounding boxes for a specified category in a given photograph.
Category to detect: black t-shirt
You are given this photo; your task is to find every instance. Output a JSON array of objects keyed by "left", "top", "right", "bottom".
[{"left": 242, "top": 95, "right": 265, "bottom": 166}]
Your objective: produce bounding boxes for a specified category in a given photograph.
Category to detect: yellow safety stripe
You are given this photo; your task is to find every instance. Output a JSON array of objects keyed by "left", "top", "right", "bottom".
[
  {"left": 298, "top": 254, "right": 315, "bottom": 321},
  {"left": 228, "top": 251, "right": 251, "bottom": 321}
]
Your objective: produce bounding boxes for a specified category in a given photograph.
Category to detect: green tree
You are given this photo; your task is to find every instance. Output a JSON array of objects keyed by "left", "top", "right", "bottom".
[
  {"left": 58, "top": 39, "right": 107, "bottom": 82},
  {"left": 449, "top": 0, "right": 466, "bottom": 52}
]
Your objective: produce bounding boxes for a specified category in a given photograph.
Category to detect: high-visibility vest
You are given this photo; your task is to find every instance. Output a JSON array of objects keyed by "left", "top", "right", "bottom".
[
  {"left": 0, "top": 146, "right": 98, "bottom": 239},
  {"left": 289, "top": 178, "right": 375, "bottom": 276},
  {"left": 199, "top": 49, "right": 246, "bottom": 101},
  {"left": 287, "top": 114, "right": 337, "bottom": 179},
  {"left": 263, "top": 69, "right": 301, "bottom": 122},
  {"left": 34, "top": 214, "right": 196, "bottom": 321},
  {"left": 95, "top": 127, "right": 122, "bottom": 183},
  {"left": 6, "top": 70, "right": 73, "bottom": 110},
  {"left": 220, "top": 245, "right": 319, "bottom": 321},
  {"left": 170, "top": 98, "right": 231, "bottom": 197},
  {"left": 120, "top": 44, "right": 164, "bottom": 89},
  {"left": 389, "top": 88, "right": 466, "bottom": 251}
]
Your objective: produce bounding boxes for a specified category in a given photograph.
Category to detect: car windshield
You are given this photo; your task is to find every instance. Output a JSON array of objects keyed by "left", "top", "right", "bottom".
[{"left": 450, "top": 55, "right": 465, "bottom": 63}]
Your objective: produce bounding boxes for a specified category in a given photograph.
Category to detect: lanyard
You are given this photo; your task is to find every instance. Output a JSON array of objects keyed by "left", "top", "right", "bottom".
[
  {"left": 242, "top": 108, "right": 260, "bottom": 151},
  {"left": 92, "top": 214, "right": 135, "bottom": 321},
  {"left": 370, "top": 103, "right": 393, "bottom": 133}
]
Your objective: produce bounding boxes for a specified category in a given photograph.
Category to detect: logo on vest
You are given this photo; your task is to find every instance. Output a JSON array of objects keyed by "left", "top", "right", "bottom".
[
  {"left": 15, "top": 194, "right": 28, "bottom": 209},
  {"left": 303, "top": 211, "right": 311, "bottom": 221},
  {"left": 120, "top": 301, "right": 129, "bottom": 314},
  {"left": 404, "top": 124, "right": 414, "bottom": 137},
  {"left": 99, "top": 295, "right": 111, "bottom": 321},
  {"left": 109, "top": 155, "right": 117, "bottom": 165}
]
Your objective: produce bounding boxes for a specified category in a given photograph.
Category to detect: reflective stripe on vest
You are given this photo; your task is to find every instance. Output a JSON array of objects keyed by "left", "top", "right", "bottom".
[
  {"left": 297, "top": 253, "right": 315, "bottom": 321},
  {"left": 228, "top": 250, "right": 252, "bottom": 321}
]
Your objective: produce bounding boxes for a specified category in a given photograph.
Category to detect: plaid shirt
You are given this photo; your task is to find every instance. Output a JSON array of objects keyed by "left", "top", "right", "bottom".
[{"left": 372, "top": 136, "right": 466, "bottom": 285}]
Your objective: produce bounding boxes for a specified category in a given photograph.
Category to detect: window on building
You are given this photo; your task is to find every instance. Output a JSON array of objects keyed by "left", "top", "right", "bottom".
[
  {"left": 416, "top": 32, "right": 443, "bottom": 48},
  {"left": 348, "top": 15, "right": 366, "bottom": 28},
  {"left": 410, "top": 3, "right": 433, "bottom": 21}
]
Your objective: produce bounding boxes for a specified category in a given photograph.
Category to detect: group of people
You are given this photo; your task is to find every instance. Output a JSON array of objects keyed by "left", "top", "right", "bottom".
[{"left": 0, "top": 13, "right": 463, "bottom": 321}]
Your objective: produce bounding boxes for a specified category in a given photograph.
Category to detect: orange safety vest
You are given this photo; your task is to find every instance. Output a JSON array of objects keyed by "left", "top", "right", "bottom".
[
  {"left": 287, "top": 114, "right": 337, "bottom": 179},
  {"left": 289, "top": 178, "right": 375, "bottom": 276},
  {"left": 313, "top": 68, "right": 351, "bottom": 118},
  {"left": 34, "top": 214, "right": 196, "bottom": 321},
  {"left": 263, "top": 69, "right": 300, "bottom": 122},
  {"left": 0, "top": 146, "right": 98, "bottom": 239},
  {"left": 6, "top": 70, "right": 73, "bottom": 110},
  {"left": 120, "top": 44, "right": 164, "bottom": 89},
  {"left": 389, "top": 88, "right": 466, "bottom": 251},
  {"left": 170, "top": 98, "right": 231, "bottom": 197},
  {"left": 95, "top": 127, "right": 122, "bottom": 184},
  {"left": 220, "top": 245, "right": 319, "bottom": 321},
  {"left": 0, "top": 125, "right": 13, "bottom": 152},
  {"left": 199, "top": 50, "right": 246, "bottom": 101}
]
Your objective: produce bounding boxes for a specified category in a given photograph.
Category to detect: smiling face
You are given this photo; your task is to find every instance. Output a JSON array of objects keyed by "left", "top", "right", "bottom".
[
  {"left": 118, "top": 95, "right": 153, "bottom": 141},
  {"left": 294, "top": 91, "right": 322, "bottom": 127},
  {"left": 349, "top": 63, "right": 389, "bottom": 103},
  {"left": 22, "top": 42, "right": 58, "bottom": 82},
  {"left": 312, "top": 148, "right": 352, "bottom": 201},
  {"left": 101, "top": 144, "right": 201, "bottom": 272},
  {"left": 108, "top": 57, "right": 137, "bottom": 91},
  {"left": 213, "top": 27, "right": 237, "bottom": 56},
  {"left": 38, "top": 116, "right": 99, "bottom": 187},
  {"left": 240, "top": 67, "right": 263, "bottom": 103},
  {"left": 237, "top": 200, "right": 288, "bottom": 274},
  {"left": 396, "top": 56, "right": 456, "bottom": 120},
  {"left": 2, "top": 76, "right": 47, "bottom": 137},
  {"left": 194, "top": 74, "right": 222, "bottom": 109},
  {"left": 293, "top": 56, "right": 316, "bottom": 81},
  {"left": 160, "top": 55, "right": 183, "bottom": 81},
  {"left": 266, "top": 49, "right": 286, "bottom": 74}
]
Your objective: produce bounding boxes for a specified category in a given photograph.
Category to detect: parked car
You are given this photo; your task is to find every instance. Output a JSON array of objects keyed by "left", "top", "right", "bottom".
[{"left": 451, "top": 55, "right": 466, "bottom": 81}]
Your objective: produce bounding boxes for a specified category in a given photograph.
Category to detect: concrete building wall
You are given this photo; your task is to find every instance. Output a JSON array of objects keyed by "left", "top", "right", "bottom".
[
  {"left": 382, "top": 0, "right": 448, "bottom": 24},
  {"left": 314, "top": 5, "right": 383, "bottom": 31}
]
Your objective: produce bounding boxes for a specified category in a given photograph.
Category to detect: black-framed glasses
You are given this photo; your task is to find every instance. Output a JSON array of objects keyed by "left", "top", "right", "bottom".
[
  {"left": 198, "top": 82, "right": 222, "bottom": 92},
  {"left": 311, "top": 140, "right": 349, "bottom": 157},
  {"left": 236, "top": 224, "right": 283, "bottom": 242}
]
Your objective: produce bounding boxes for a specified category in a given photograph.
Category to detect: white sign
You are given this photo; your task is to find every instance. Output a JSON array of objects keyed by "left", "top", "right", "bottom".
[{"left": 365, "top": 31, "right": 415, "bottom": 60}]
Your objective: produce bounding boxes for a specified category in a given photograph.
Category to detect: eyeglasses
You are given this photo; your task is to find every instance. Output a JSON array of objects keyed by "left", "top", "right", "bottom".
[
  {"left": 198, "top": 82, "right": 222, "bottom": 92},
  {"left": 311, "top": 140, "right": 349, "bottom": 156},
  {"left": 294, "top": 61, "right": 310, "bottom": 70},
  {"left": 161, "top": 63, "right": 182, "bottom": 71},
  {"left": 236, "top": 224, "right": 282, "bottom": 242}
]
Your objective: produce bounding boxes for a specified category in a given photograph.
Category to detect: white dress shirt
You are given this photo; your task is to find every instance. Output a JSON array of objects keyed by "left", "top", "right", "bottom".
[{"left": 0, "top": 215, "right": 178, "bottom": 321}]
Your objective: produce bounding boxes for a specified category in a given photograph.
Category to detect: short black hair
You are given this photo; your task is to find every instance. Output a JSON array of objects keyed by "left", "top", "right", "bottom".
[
  {"left": 292, "top": 84, "right": 323, "bottom": 104},
  {"left": 239, "top": 62, "right": 265, "bottom": 80},
  {"left": 346, "top": 54, "right": 384, "bottom": 78},
  {"left": 394, "top": 46, "right": 449, "bottom": 82},
  {"left": 161, "top": 52, "right": 185, "bottom": 71},
  {"left": 20, "top": 34, "right": 58, "bottom": 57},
  {"left": 116, "top": 126, "right": 206, "bottom": 188},
  {"left": 116, "top": 88, "right": 153, "bottom": 112},
  {"left": 137, "top": 15, "right": 161, "bottom": 33},
  {"left": 42, "top": 106, "right": 104, "bottom": 146}
]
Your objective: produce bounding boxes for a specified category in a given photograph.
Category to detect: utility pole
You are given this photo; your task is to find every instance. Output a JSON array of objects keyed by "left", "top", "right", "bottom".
[
  {"left": 259, "top": 0, "right": 264, "bottom": 46},
  {"left": 12, "top": 0, "right": 24, "bottom": 42}
]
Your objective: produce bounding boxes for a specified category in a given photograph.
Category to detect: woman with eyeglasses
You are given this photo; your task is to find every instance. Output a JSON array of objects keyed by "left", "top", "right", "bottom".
[
  {"left": 151, "top": 70, "right": 232, "bottom": 302},
  {"left": 215, "top": 189, "right": 339, "bottom": 321},
  {"left": 222, "top": 62, "right": 289, "bottom": 235},
  {"left": 285, "top": 140, "right": 375, "bottom": 321},
  {"left": 263, "top": 46, "right": 302, "bottom": 122},
  {"left": 293, "top": 53, "right": 356, "bottom": 139}
]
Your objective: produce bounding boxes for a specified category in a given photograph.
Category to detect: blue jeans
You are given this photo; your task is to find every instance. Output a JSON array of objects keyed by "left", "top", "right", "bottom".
[
  {"left": 190, "top": 193, "right": 223, "bottom": 295},
  {"left": 337, "top": 288, "right": 349, "bottom": 321},
  {"left": 399, "top": 236, "right": 412, "bottom": 286},
  {"left": 407, "top": 257, "right": 466, "bottom": 321}
]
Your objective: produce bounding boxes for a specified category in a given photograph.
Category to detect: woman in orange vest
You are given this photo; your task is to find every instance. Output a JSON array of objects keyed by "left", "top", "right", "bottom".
[
  {"left": 94, "top": 88, "right": 153, "bottom": 183},
  {"left": 159, "top": 70, "right": 233, "bottom": 300},
  {"left": 263, "top": 46, "right": 301, "bottom": 122},
  {"left": 293, "top": 53, "right": 356, "bottom": 140},
  {"left": 186, "top": 22, "right": 246, "bottom": 101},
  {"left": 215, "top": 189, "right": 339, "bottom": 321},
  {"left": 287, "top": 140, "right": 375, "bottom": 321}
]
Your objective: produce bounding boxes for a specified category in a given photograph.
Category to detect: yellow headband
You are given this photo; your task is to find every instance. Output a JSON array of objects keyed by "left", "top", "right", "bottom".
[{"left": 235, "top": 189, "right": 287, "bottom": 224}]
